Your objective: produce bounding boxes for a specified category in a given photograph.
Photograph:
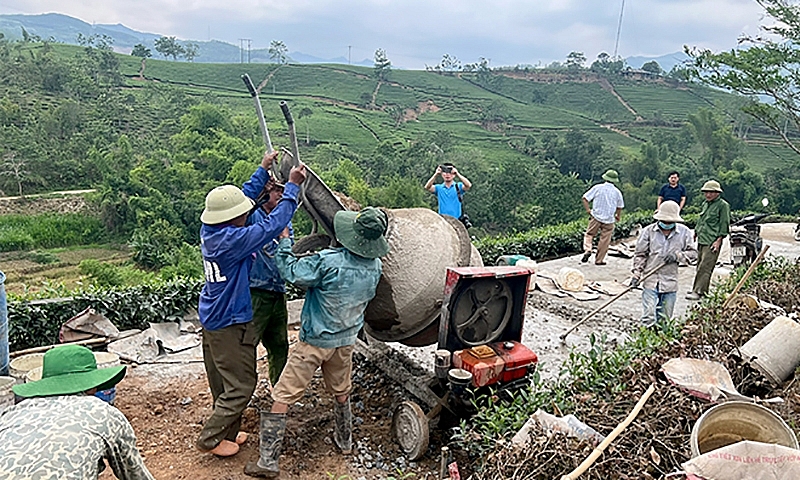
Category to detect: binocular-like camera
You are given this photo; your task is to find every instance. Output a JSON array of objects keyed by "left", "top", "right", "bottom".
[{"left": 440, "top": 165, "right": 453, "bottom": 174}]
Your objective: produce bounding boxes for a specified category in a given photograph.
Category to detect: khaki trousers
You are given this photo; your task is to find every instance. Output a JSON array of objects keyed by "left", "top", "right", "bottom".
[
  {"left": 197, "top": 321, "right": 259, "bottom": 451},
  {"left": 583, "top": 217, "right": 615, "bottom": 263}
]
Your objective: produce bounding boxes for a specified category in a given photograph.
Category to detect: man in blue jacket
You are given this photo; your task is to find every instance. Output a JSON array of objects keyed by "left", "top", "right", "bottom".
[
  {"left": 243, "top": 167, "right": 293, "bottom": 389},
  {"left": 245, "top": 207, "right": 388, "bottom": 478},
  {"left": 196, "top": 151, "right": 306, "bottom": 458}
]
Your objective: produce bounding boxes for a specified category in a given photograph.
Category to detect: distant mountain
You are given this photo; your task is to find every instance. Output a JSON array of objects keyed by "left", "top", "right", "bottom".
[
  {"left": 625, "top": 52, "right": 691, "bottom": 73},
  {"left": 0, "top": 12, "right": 375, "bottom": 65}
]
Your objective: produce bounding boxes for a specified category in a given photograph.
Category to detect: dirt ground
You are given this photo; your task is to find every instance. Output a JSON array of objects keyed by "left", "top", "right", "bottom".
[
  {"left": 101, "top": 327, "right": 439, "bottom": 480},
  {"left": 70, "top": 223, "right": 800, "bottom": 479}
]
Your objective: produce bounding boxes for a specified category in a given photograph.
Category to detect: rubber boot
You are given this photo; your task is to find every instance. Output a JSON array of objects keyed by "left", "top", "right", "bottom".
[
  {"left": 333, "top": 398, "right": 352, "bottom": 454},
  {"left": 244, "top": 412, "right": 285, "bottom": 478}
]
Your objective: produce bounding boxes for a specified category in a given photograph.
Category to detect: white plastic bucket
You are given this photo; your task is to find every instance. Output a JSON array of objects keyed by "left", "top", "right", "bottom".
[
  {"left": 690, "top": 401, "right": 798, "bottom": 457},
  {"left": 0, "top": 376, "right": 14, "bottom": 413},
  {"left": 739, "top": 316, "right": 800, "bottom": 386},
  {"left": 25, "top": 366, "right": 42, "bottom": 383},
  {"left": 9, "top": 353, "right": 45, "bottom": 385}
]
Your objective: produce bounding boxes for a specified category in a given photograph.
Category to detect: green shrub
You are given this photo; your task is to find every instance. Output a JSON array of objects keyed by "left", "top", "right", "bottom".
[
  {"left": 25, "top": 250, "right": 60, "bottom": 264},
  {"left": 129, "top": 219, "right": 184, "bottom": 269},
  {"left": 7, "top": 277, "right": 203, "bottom": 351},
  {"left": 0, "top": 229, "right": 35, "bottom": 252},
  {"left": 159, "top": 243, "right": 204, "bottom": 280},
  {"left": 475, "top": 210, "right": 699, "bottom": 263},
  {"left": 79, "top": 259, "right": 124, "bottom": 287},
  {"left": 0, "top": 214, "right": 105, "bottom": 251}
]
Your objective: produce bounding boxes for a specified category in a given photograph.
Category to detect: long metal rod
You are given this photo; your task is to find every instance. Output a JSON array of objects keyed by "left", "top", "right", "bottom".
[
  {"left": 241, "top": 74, "right": 274, "bottom": 153},
  {"left": 560, "top": 262, "right": 667, "bottom": 342},
  {"left": 280, "top": 101, "right": 300, "bottom": 167}
]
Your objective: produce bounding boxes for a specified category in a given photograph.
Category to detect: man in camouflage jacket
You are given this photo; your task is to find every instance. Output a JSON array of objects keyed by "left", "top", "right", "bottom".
[{"left": 0, "top": 345, "right": 154, "bottom": 480}]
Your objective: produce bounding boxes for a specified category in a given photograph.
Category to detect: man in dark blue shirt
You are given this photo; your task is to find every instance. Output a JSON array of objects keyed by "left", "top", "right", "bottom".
[{"left": 657, "top": 171, "right": 686, "bottom": 211}]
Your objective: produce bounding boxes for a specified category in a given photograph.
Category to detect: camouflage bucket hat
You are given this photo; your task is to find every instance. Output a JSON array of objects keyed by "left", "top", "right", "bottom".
[
  {"left": 13, "top": 345, "right": 126, "bottom": 398},
  {"left": 333, "top": 207, "right": 390, "bottom": 259}
]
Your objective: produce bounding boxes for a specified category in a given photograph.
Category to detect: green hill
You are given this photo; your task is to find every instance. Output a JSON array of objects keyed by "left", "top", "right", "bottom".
[{"left": 2, "top": 40, "right": 800, "bottom": 240}]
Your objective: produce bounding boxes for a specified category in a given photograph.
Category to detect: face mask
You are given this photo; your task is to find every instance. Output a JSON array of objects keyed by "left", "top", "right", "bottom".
[{"left": 658, "top": 221, "right": 676, "bottom": 230}]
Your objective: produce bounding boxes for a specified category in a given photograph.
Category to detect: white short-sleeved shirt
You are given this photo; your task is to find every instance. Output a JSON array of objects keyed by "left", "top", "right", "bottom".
[{"left": 583, "top": 182, "right": 624, "bottom": 224}]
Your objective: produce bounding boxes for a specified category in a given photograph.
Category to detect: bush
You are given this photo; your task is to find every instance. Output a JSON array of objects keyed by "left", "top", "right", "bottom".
[
  {"left": 79, "top": 259, "right": 124, "bottom": 287},
  {"left": 129, "top": 219, "right": 184, "bottom": 269},
  {"left": 0, "top": 229, "right": 34, "bottom": 252},
  {"left": 476, "top": 210, "right": 699, "bottom": 263},
  {"left": 0, "top": 213, "right": 105, "bottom": 251},
  {"left": 7, "top": 277, "right": 203, "bottom": 351},
  {"left": 25, "top": 250, "right": 60, "bottom": 264}
]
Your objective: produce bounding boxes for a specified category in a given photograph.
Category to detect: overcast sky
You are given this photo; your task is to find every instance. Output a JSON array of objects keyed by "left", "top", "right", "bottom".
[{"left": 1, "top": 0, "right": 768, "bottom": 68}]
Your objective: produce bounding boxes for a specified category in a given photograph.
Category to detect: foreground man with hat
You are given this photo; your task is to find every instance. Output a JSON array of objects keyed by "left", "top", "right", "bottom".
[
  {"left": 630, "top": 201, "right": 697, "bottom": 327},
  {"left": 581, "top": 169, "right": 625, "bottom": 265},
  {"left": 196, "top": 153, "right": 307, "bottom": 457},
  {"left": 686, "top": 180, "right": 730, "bottom": 301},
  {"left": 0, "top": 345, "right": 154, "bottom": 479},
  {"left": 245, "top": 207, "right": 388, "bottom": 478}
]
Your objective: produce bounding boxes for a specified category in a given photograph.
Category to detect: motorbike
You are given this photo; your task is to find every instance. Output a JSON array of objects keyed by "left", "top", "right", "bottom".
[
  {"left": 729, "top": 212, "right": 770, "bottom": 267},
  {"left": 795, "top": 212, "right": 800, "bottom": 242}
]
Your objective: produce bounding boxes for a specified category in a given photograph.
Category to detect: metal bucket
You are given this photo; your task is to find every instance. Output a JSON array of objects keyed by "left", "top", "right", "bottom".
[
  {"left": 690, "top": 401, "right": 798, "bottom": 457},
  {"left": 9, "top": 353, "right": 45, "bottom": 385},
  {"left": 739, "top": 316, "right": 800, "bottom": 386},
  {"left": 0, "top": 376, "right": 14, "bottom": 413}
]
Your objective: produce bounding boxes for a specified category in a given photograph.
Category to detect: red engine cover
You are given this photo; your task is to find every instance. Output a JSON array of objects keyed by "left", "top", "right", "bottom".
[
  {"left": 491, "top": 341, "right": 538, "bottom": 384},
  {"left": 452, "top": 341, "right": 538, "bottom": 388}
]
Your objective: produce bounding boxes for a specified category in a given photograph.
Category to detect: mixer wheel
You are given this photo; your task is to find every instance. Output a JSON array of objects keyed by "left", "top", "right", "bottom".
[{"left": 392, "top": 401, "right": 429, "bottom": 461}]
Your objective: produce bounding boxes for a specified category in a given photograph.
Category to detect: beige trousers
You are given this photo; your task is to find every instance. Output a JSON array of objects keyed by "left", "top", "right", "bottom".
[{"left": 583, "top": 217, "right": 615, "bottom": 263}]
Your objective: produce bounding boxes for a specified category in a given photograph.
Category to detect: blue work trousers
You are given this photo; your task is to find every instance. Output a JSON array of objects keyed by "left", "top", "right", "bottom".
[{"left": 641, "top": 288, "right": 676, "bottom": 327}]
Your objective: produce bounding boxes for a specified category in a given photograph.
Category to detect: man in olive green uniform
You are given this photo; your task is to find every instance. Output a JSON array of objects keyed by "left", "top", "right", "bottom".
[{"left": 686, "top": 180, "right": 730, "bottom": 300}]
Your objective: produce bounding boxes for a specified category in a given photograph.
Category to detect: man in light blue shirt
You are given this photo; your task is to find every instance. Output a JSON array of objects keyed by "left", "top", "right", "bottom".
[
  {"left": 245, "top": 207, "right": 388, "bottom": 478},
  {"left": 424, "top": 163, "right": 472, "bottom": 219},
  {"left": 581, "top": 169, "right": 625, "bottom": 265}
]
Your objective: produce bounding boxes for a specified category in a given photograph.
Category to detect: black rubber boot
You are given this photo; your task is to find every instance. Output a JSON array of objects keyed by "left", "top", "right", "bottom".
[
  {"left": 244, "top": 412, "right": 285, "bottom": 478},
  {"left": 333, "top": 398, "right": 352, "bottom": 454}
]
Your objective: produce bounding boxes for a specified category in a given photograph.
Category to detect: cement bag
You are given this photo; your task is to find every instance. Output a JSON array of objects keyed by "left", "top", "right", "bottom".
[{"left": 557, "top": 267, "right": 585, "bottom": 292}]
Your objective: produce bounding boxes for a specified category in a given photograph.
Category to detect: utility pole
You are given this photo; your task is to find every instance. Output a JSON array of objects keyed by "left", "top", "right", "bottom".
[
  {"left": 239, "top": 38, "right": 252, "bottom": 63},
  {"left": 613, "top": 0, "right": 625, "bottom": 59},
  {"left": 348, "top": 45, "right": 352, "bottom": 64}
]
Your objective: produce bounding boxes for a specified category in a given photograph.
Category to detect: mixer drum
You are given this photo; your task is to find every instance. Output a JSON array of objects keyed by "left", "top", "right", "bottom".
[{"left": 363, "top": 208, "right": 483, "bottom": 346}]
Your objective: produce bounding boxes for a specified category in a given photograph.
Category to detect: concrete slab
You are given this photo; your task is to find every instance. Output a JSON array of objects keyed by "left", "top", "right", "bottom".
[{"left": 383, "top": 223, "right": 800, "bottom": 385}]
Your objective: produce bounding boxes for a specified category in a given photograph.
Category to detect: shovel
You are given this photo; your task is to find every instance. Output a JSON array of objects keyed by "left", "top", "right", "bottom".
[{"left": 559, "top": 261, "right": 667, "bottom": 342}]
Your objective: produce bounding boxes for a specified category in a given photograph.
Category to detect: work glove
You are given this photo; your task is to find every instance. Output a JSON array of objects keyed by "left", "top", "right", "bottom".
[
  {"left": 659, "top": 252, "right": 678, "bottom": 264},
  {"left": 629, "top": 277, "right": 639, "bottom": 288}
]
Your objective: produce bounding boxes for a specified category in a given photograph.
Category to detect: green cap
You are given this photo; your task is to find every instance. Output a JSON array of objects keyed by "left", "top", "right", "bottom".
[
  {"left": 13, "top": 345, "right": 126, "bottom": 398},
  {"left": 333, "top": 207, "right": 390, "bottom": 259}
]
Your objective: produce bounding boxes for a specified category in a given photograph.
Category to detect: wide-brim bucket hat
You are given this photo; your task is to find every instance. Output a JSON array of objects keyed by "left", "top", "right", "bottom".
[
  {"left": 333, "top": 207, "right": 390, "bottom": 259},
  {"left": 602, "top": 169, "right": 620, "bottom": 184},
  {"left": 13, "top": 345, "right": 126, "bottom": 398},
  {"left": 653, "top": 200, "right": 684, "bottom": 223},
  {"left": 701, "top": 180, "right": 723, "bottom": 192},
  {"left": 201, "top": 185, "right": 255, "bottom": 224}
]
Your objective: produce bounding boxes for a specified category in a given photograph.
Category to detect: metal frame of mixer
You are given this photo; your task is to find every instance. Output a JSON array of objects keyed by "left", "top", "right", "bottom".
[{"left": 390, "top": 266, "right": 538, "bottom": 460}]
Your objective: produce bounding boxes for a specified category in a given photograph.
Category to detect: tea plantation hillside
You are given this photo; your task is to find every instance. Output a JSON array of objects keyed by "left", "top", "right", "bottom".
[{"left": 2, "top": 39, "right": 800, "bottom": 255}]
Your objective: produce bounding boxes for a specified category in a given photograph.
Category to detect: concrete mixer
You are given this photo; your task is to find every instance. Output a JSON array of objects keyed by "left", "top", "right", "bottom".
[{"left": 261, "top": 99, "right": 539, "bottom": 460}]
